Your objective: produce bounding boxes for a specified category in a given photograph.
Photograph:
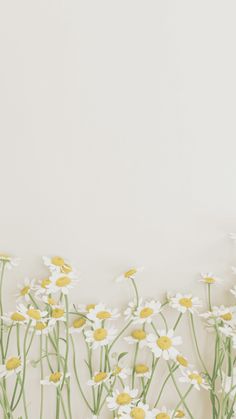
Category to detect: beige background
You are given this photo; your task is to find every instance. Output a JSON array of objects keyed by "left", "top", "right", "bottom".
[{"left": 0, "top": 1, "right": 236, "bottom": 418}]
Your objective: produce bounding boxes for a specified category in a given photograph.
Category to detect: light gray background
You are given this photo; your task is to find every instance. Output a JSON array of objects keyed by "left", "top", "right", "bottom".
[{"left": 0, "top": 1, "right": 236, "bottom": 418}]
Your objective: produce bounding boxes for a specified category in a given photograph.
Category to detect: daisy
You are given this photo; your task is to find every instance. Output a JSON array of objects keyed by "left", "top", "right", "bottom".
[
  {"left": 87, "top": 371, "right": 111, "bottom": 387},
  {"left": 40, "top": 371, "right": 69, "bottom": 387},
  {"left": 76, "top": 303, "right": 96, "bottom": 314},
  {"left": 175, "top": 354, "right": 191, "bottom": 369},
  {"left": 169, "top": 293, "right": 202, "bottom": 314},
  {"left": 219, "top": 324, "right": 234, "bottom": 338},
  {"left": 48, "top": 305, "right": 66, "bottom": 326},
  {"left": 0, "top": 254, "right": 19, "bottom": 269},
  {"left": 199, "top": 272, "right": 221, "bottom": 285},
  {"left": 42, "top": 255, "right": 75, "bottom": 275},
  {"left": 147, "top": 330, "right": 182, "bottom": 360},
  {"left": 47, "top": 271, "right": 78, "bottom": 295},
  {"left": 151, "top": 406, "right": 174, "bottom": 419},
  {"left": 116, "top": 267, "right": 144, "bottom": 282},
  {"left": 119, "top": 402, "right": 153, "bottom": 418},
  {"left": 16, "top": 277, "right": 35, "bottom": 302},
  {"left": 0, "top": 356, "right": 22, "bottom": 378},
  {"left": 87, "top": 303, "right": 120, "bottom": 323},
  {"left": 41, "top": 295, "right": 57, "bottom": 306},
  {"left": 17, "top": 304, "right": 47, "bottom": 326},
  {"left": 179, "top": 369, "right": 210, "bottom": 390},
  {"left": 134, "top": 363, "right": 151, "bottom": 378},
  {"left": 1, "top": 310, "right": 28, "bottom": 325},
  {"left": 34, "top": 277, "right": 53, "bottom": 296},
  {"left": 31, "top": 321, "right": 52, "bottom": 336},
  {"left": 111, "top": 366, "right": 132, "bottom": 380},
  {"left": 125, "top": 299, "right": 161, "bottom": 324},
  {"left": 124, "top": 329, "right": 149, "bottom": 348},
  {"left": 85, "top": 325, "right": 117, "bottom": 349},
  {"left": 69, "top": 317, "right": 87, "bottom": 334},
  {"left": 175, "top": 410, "right": 186, "bottom": 418},
  {"left": 106, "top": 386, "right": 138, "bottom": 413}
]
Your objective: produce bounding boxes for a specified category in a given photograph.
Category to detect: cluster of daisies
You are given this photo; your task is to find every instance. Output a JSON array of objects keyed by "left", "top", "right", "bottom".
[{"left": 1, "top": 254, "right": 236, "bottom": 418}]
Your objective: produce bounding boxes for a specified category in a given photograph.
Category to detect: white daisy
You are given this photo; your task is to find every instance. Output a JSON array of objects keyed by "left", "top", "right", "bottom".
[
  {"left": 179, "top": 369, "right": 210, "bottom": 390},
  {"left": 47, "top": 271, "right": 78, "bottom": 295},
  {"left": 147, "top": 330, "right": 182, "bottom": 360},
  {"left": 16, "top": 277, "right": 35, "bottom": 302},
  {"left": 125, "top": 299, "right": 161, "bottom": 324},
  {"left": 0, "top": 254, "right": 20, "bottom": 270},
  {"left": 169, "top": 293, "right": 202, "bottom": 314},
  {"left": 42, "top": 255, "right": 75, "bottom": 275},
  {"left": 124, "top": 329, "right": 149, "bottom": 348},
  {"left": 31, "top": 321, "right": 52, "bottom": 336},
  {"left": 69, "top": 317, "right": 87, "bottom": 334},
  {"left": 41, "top": 295, "right": 57, "bottom": 306},
  {"left": 75, "top": 303, "right": 97, "bottom": 314},
  {"left": 119, "top": 402, "right": 153, "bottom": 418},
  {"left": 116, "top": 267, "right": 144, "bottom": 282},
  {"left": 40, "top": 371, "right": 69, "bottom": 387},
  {"left": 111, "top": 366, "right": 132, "bottom": 380},
  {"left": 106, "top": 386, "right": 138, "bottom": 413},
  {"left": 34, "top": 277, "right": 53, "bottom": 296},
  {"left": 17, "top": 304, "right": 47, "bottom": 326},
  {"left": 1, "top": 310, "right": 28, "bottom": 325},
  {"left": 85, "top": 326, "right": 117, "bottom": 349},
  {"left": 151, "top": 406, "right": 174, "bottom": 419},
  {"left": 219, "top": 324, "right": 234, "bottom": 338},
  {"left": 134, "top": 363, "right": 151, "bottom": 378},
  {"left": 87, "top": 371, "right": 111, "bottom": 387},
  {"left": 87, "top": 303, "right": 120, "bottom": 323},
  {"left": 175, "top": 354, "right": 191, "bottom": 369},
  {"left": 0, "top": 357, "right": 22, "bottom": 378},
  {"left": 48, "top": 305, "right": 66, "bottom": 326},
  {"left": 174, "top": 410, "right": 186, "bottom": 418},
  {"left": 199, "top": 272, "right": 221, "bottom": 285}
]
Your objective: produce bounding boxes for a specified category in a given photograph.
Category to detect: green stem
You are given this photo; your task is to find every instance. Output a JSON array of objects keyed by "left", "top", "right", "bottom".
[{"left": 40, "top": 335, "right": 44, "bottom": 419}]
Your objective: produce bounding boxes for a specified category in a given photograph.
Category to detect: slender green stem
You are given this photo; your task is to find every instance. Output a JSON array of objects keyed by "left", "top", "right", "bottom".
[
  {"left": 40, "top": 335, "right": 44, "bottom": 419},
  {"left": 131, "top": 278, "right": 139, "bottom": 306}
]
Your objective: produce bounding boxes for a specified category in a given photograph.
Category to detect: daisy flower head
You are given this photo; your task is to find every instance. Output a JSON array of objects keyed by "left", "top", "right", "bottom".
[
  {"left": 116, "top": 267, "right": 144, "bottom": 283},
  {"left": 87, "top": 371, "right": 111, "bottom": 387},
  {"left": 34, "top": 277, "right": 53, "bottom": 296},
  {"left": 124, "top": 328, "right": 149, "bottom": 348},
  {"left": 87, "top": 303, "right": 120, "bottom": 324},
  {"left": 169, "top": 293, "right": 202, "bottom": 314},
  {"left": 175, "top": 410, "right": 186, "bottom": 418},
  {"left": 199, "top": 272, "right": 221, "bottom": 286},
  {"left": 42, "top": 255, "right": 75, "bottom": 275},
  {"left": 40, "top": 371, "right": 69, "bottom": 387},
  {"left": 0, "top": 356, "right": 22, "bottom": 378},
  {"left": 85, "top": 325, "right": 117, "bottom": 349},
  {"left": 76, "top": 303, "right": 96, "bottom": 314},
  {"left": 69, "top": 316, "right": 87, "bottom": 334},
  {"left": 134, "top": 363, "right": 151, "bottom": 378},
  {"left": 179, "top": 369, "right": 210, "bottom": 390},
  {"left": 175, "top": 354, "right": 191, "bottom": 369},
  {"left": 32, "top": 321, "right": 52, "bottom": 336},
  {"left": 1, "top": 310, "right": 28, "bottom": 325},
  {"left": 47, "top": 271, "right": 78, "bottom": 295},
  {"left": 147, "top": 329, "right": 182, "bottom": 360},
  {"left": 216, "top": 306, "right": 236, "bottom": 326},
  {"left": 41, "top": 295, "right": 57, "bottom": 306},
  {"left": 106, "top": 386, "right": 138, "bottom": 413},
  {"left": 17, "top": 304, "right": 47, "bottom": 326},
  {"left": 0, "top": 253, "right": 19, "bottom": 270},
  {"left": 130, "top": 299, "right": 161, "bottom": 324},
  {"left": 16, "top": 277, "right": 35, "bottom": 302},
  {"left": 48, "top": 305, "right": 66, "bottom": 326},
  {"left": 151, "top": 406, "right": 174, "bottom": 419},
  {"left": 119, "top": 402, "right": 153, "bottom": 418},
  {"left": 111, "top": 366, "right": 132, "bottom": 380}
]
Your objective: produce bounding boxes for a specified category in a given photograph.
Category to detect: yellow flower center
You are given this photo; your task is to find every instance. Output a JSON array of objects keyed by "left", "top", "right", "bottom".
[
  {"left": 6, "top": 357, "right": 21, "bottom": 371},
  {"left": 175, "top": 411, "right": 185, "bottom": 418},
  {"left": 124, "top": 269, "right": 137, "bottom": 278},
  {"left": 52, "top": 308, "right": 64, "bottom": 319},
  {"left": 41, "top": 278, "right": 51, "bottom": 288},
  {"left": 49, "top": 372, "right": 62, "bottom": 383},
  {"left": 179, "top": 298, "right": 192, "bottom": 308},
  {"left": 35, "top": 322, "right": 47, "bottom": 331},
  {"left": 61, "top": 264, "right": 72, "bottom": 274},
  {"left": 157, "top": 336, "right": 172, "bottom": 350},
  {"left": 203, "top": 276, "right": 215, "bottom": 284},
  {"left": 130, "top": 407, "right": 145, "bottom": 419},
  {"left": 94, "top": 372, "right": 108, "bottom": 383},
  {"left": 113, "top": 366, "right": 122, "bottom": 375},
  {"left": 189, "top": 373, "right": 202, "bottom": 384},
  {"left": 220, "top": 312, "right": 232, "bottom": 321},
  {"left": 96, "top": 311, "right": 111, "bottom": 320},
  {"left": 47, "top": 297, "right": 56, "bottom": 305},
  {"left": 11, "top": 312, "right": 26, "bottom": 322},
  {"left": 86, "top": 304, "right": 96, "bottom": 311},
  {"left": 131, "top": 329, "right": 147, "bottom": 340},
  {"left": 27, "top": 309, "right": 41, "bottom": 320},
  {"left": 116, "top": 392, "right": 132, "bottom": 405},
  {"left": 176, "top": 355, "right": 188, "bottom": 367},
  {"left": 140, "top": 307, "right": 154, "bottom": 318},
  {"left": 93, "top": 328, "right": 107, "bottom": 341},
  {"left": 73, "top": 318, "right": 86, "bottom": 328},
  {"left": 0, "top": 254, "right": 11, "bottom": 262},
  {"left": 156, "top": 414, "right": 170, "bottom": 419},
  {"left": 135, "top": 364, "right": 149, "bottom": 374},
  {"left": 51, "top": 256, "right": 65, "bottom": 267},
  {"left": 56, "top": 277, "right": 71, "bottom": 287},
  {"left": 20, "top": 286, "right": 30, "bottom": 296}
]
